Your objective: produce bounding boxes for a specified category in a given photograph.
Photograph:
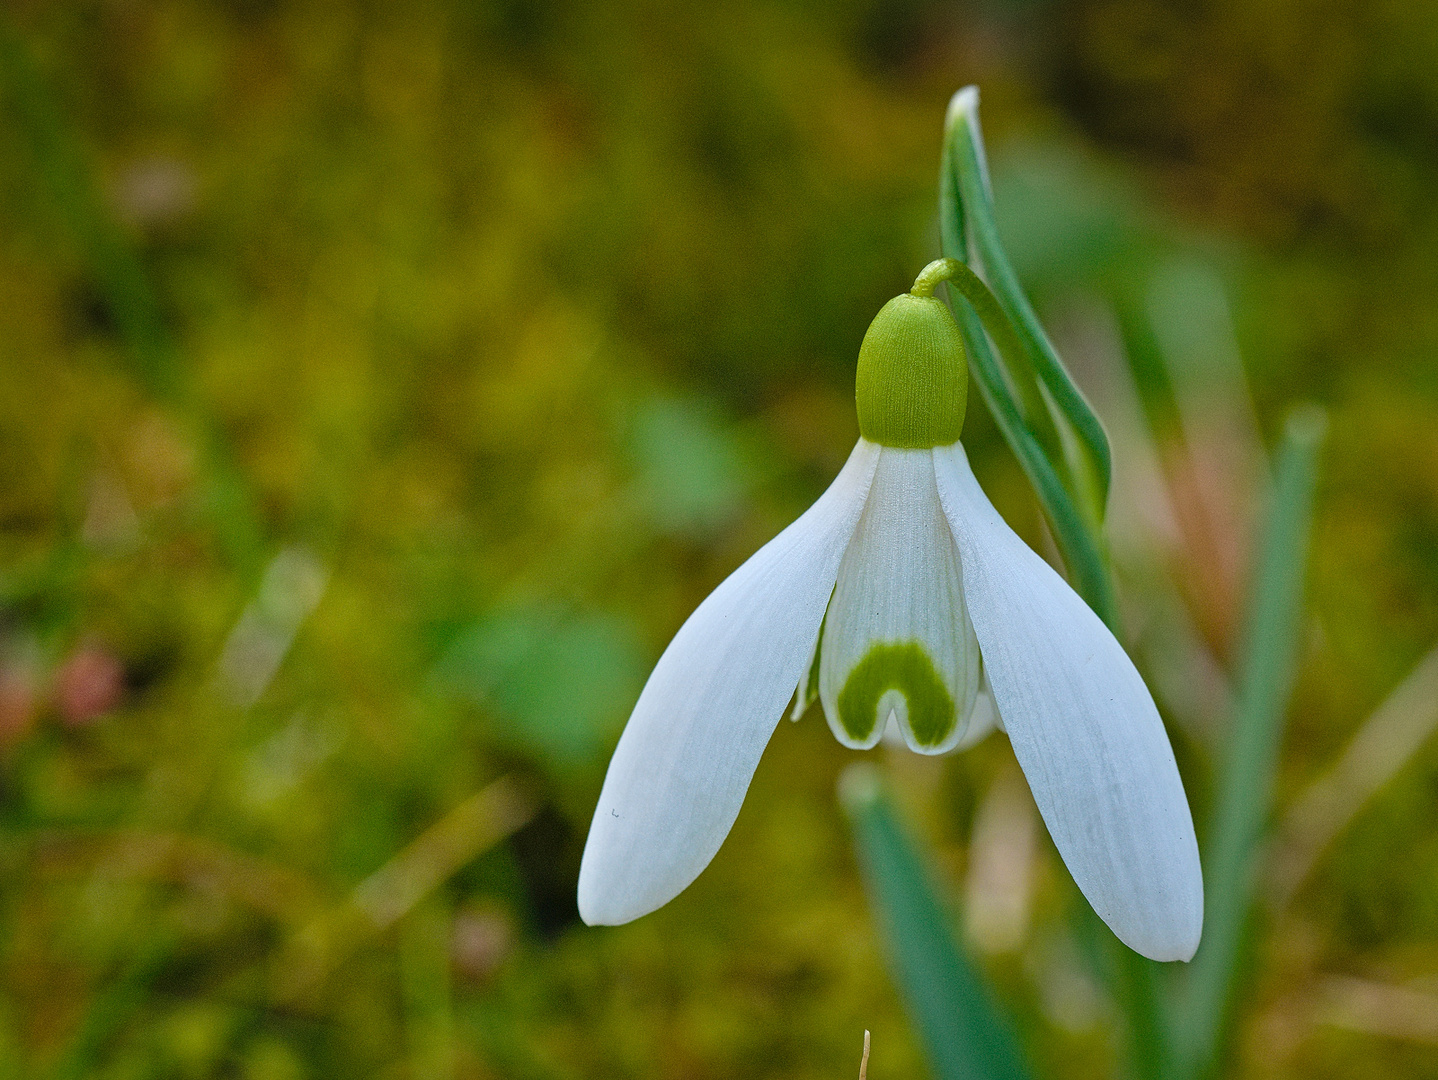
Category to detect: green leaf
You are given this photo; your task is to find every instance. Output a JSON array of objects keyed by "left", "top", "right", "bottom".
[
  {"left": 938, "top": 142, "right": 1117, "bottom": 628},
  {"left": 1176, "top": 405, "right": 1327, "bottom": 1078},
  {"left": 944, "top": 88, "right": 1112, "bottom": 529},
  {"left": 840, "top": 764, "right": 1032, "bottom": 1080}
]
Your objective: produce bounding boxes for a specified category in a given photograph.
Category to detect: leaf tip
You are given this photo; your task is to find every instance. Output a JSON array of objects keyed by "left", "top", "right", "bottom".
[
  {"left": 945, "top": 85, "right": 979, "bottom": 134},
  {"left": 838, "top": 761, "right": 883, "bottom": 815},
  {"left": 1283, "top": 402, "right": 1328, "bottom": 449}
]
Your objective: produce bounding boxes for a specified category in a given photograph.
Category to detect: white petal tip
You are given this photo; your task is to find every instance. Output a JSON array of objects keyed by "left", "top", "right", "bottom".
[
  {"left": 945, "top": 86, "right": 979, "bottom": 132},
  {"left": 576, "top": 868, "right": 653, "bottom": 928},
  {"left": 575, "top": 439, "right": 882, "bottom": 937},
  {"left": 575, "top": 880, "right": 613, "bottom": 927},
  {"left": 1101, "top": 855, "right": 1204, "bottom": 962},
  {"left": 1126, "top": 917, "right": 1202, "bottom": 963},
  {"left": 576, "top": 903, "right": 624, "bottom": 928}
]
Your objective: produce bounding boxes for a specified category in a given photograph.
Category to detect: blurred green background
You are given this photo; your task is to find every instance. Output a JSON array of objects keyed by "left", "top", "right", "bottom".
[{"left": 2, "top": 0, "right": 1437, "bottom": 1077}]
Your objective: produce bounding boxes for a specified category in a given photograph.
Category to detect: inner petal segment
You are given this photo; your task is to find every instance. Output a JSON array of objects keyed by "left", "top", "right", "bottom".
[
  {"left": 836, "top": 640, "right": 955, "bottom": 744},
  {"left": 819, "top": 446, "right": 981, "bottom": 754}
]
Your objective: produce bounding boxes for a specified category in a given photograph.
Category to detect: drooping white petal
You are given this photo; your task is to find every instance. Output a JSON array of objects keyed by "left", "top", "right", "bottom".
[
  {"left": 819, "top": 448, "right": 982, "bottom": 756},
  {"left": 934, "top": 442, "right": 1203, "bottom": 962},
  {"left": 578, "top": 439, "right": 881, "bottom": 925}
]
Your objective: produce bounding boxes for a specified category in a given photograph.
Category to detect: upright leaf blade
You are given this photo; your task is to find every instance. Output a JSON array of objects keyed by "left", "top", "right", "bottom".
[
  {"left": 840, "top": 765, "right": 1032, "bottom": 1080},
  {"left": 938, "top": 139, "right": 1117, "bottom": 627},
  {"left": 945, "top": 87, "right": 1113, "bottom": 527},
  {"left": 1177, "top": 405, "right": 1327, "bottom": 1078}
]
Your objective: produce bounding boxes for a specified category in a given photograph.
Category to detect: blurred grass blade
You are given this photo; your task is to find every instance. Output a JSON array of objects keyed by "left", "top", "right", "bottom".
[
  {"left": 1067, "top": 877, "right": 1176, "bottom": 1079},
  {"left": 1270, "top": 641, "right": 1438, "bottom": 906},
  {"left": 938, "top": 142, "right": 1118, "bottom": 627},
  {"left": 351, "top": 776, "right": 536, "bottom": 931},
  {"left": 271, "top": 776, "right": 535, "bottom": 1003},
  {"left": 945, "top": 87, "right": 1112, "bottom": 527},
  {"left": 1178, "top": 405, "right": 1327, "bottom": 1078},
  {"left": 840, "top": 764, "right": 1031, "bottom": 1080},
  {"left": 214, "top": 545, "right": 330, "bottom": 708},
  {"left": 1113, "top": 942, "right": 1176, "bottom": 1078}
]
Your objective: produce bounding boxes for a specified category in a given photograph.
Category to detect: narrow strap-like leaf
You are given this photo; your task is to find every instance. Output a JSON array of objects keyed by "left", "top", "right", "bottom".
[
  {"left": 1176, "top": 406, "right": 1327, "bottom": 1079},
  {"left": 938, "top": 140, "right": 1118, "bottom": 628},
  {"left": 946, "top": 88, "right": 1112, "bottom": 528},
  {"left": 841, "top": 765, "right": 1032, "bottom": 1080}
]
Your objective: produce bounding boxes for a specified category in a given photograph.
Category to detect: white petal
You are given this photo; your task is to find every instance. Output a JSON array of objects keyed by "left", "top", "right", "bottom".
[
  {"left": 577, "top": 439, "right": 881, "bottom": 925},
  {"left": 819, "top": 448, "right": 982, "bottom": 755},
  {"left": 934, "top": 443, "right": 1203, "bottom": 961}
]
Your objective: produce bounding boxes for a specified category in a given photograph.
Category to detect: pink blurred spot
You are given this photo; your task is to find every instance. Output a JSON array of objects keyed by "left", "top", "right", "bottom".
[
  {"left": 450, "top": 906, "right": 513, "bottom": 984},
  {"left": 56, "top": 644, "right": 125, "bottom": 727}
]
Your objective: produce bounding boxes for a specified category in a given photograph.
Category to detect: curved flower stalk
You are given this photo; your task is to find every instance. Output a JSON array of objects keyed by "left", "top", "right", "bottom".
[{"left": 578, "top": 263, "right": 1203, "bottom": 962}]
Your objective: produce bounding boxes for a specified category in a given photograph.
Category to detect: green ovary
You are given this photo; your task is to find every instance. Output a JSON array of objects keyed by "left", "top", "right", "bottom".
[{"left": 836, "top": 640, "right": 957, "bottom": 747}]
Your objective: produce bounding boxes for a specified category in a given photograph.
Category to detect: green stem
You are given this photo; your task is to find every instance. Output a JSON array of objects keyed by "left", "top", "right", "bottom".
[{"left": 911, "top": 259, "right": 1033, "bottom": 384}]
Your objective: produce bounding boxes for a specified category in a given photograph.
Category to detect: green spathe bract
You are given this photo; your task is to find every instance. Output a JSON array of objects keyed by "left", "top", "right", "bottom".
[
  {"left": 837, "top": 640, "right": 958, "bottom": 747},
  {"left": 855, "top": 283, "right": 969, "bottom": 449}
]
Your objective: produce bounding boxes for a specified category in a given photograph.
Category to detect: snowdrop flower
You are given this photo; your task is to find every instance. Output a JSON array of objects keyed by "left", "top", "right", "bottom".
[{"left": 579, "top": 263, "right": 1203, "bottom": 961}]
